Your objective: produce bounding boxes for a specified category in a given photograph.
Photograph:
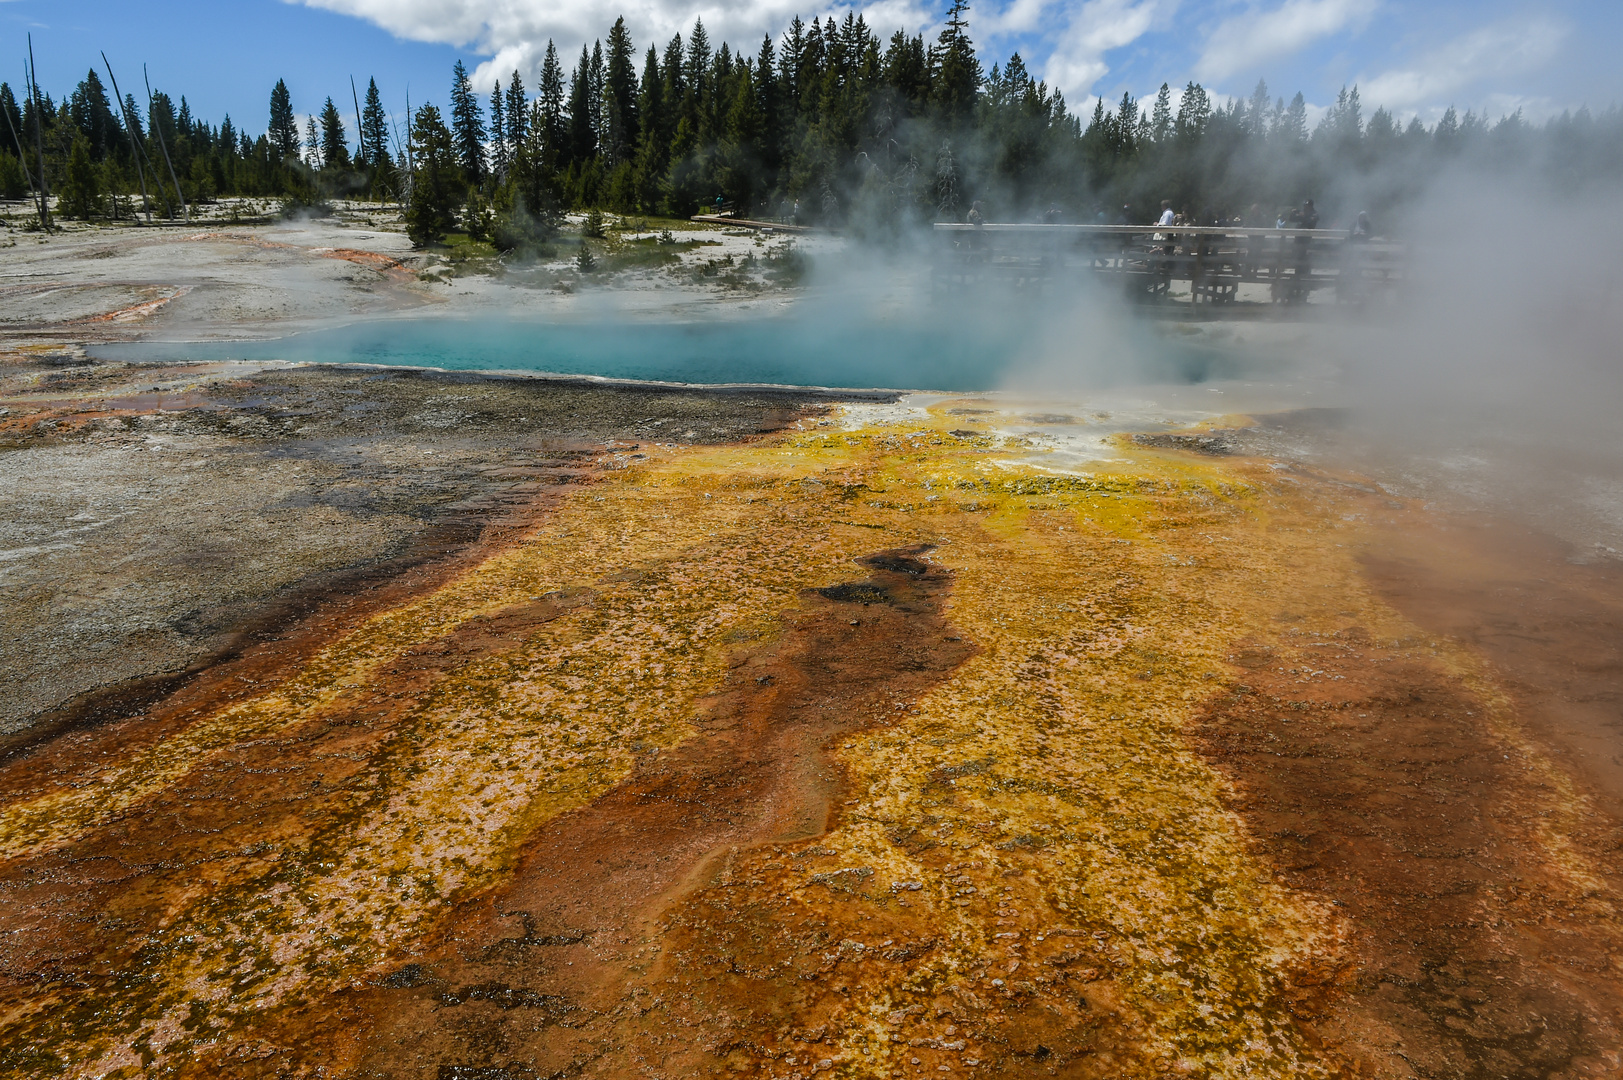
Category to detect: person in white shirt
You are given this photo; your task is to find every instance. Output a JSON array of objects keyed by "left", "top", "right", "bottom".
[{"left": 1154, "top": 199, "right": 1176, "bottom": 254}]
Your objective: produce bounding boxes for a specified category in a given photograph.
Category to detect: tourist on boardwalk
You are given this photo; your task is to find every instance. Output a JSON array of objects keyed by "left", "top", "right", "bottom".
[
  {"left": 1287, "top": 199, "right": 1319, "bottom": 302},
  {"left": 964, "top": 201, "right": 987, "bottom": 259},
  {"left": 1155, "top": 200, "right": 1177, "bottom": 257}
]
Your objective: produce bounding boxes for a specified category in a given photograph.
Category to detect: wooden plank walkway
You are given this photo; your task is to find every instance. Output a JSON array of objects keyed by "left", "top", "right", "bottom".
[
  {"left": 691, "top": 214, "right": 813, "bottom": 233},
  {"left": 932, "top": 222, "right": 1403, "bottom": 305}
]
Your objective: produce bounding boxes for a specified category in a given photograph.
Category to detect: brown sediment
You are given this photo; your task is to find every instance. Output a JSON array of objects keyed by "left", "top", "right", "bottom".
[
  {"left": 321, "top": 248, "right": 416, "bottom": 283},
  {"left": 76, "top": 286, "right": 190, "bottom": 324},
  {"left": 1193, "top": 525, "right": 1623, "bottom": 1076},
  {"left": 206, "top": 546, "right": 980, "bottom": 1076},
  {"left": 181, "top": 233, "right": 416, "bottom": 284},
  {"left": 1362, "top": 516, "right": 1623, "bottom": 824},
  {"left": 5, "top": 400, "right": 1622, "bottom": 1079},
  {"left": 0, "top": 478, "right": 589, "bottom": 981}
]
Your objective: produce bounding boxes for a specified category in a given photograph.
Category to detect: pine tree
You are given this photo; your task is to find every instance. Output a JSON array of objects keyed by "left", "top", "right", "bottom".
[
  {"left": 567, "top": 45, "right": 594, "bottom": 166},
  {"left": 933, "top": 0, "right": 981, "bottom": 123},
  {"left": 123, "top": 93, "right": 144, "bottom": 141},
  {"left": 686, "top": 20, "right": 711, "bottom": 96},
  {"left": 0, "top": 148, "right": 25, "bottom": 201},
  {"left": 68, "top": 69, "right": 120, "bottom": 161},
  {"left": 632, "top": 46, "right": 667, "bottom": 209},
  {"left": 149, "top": 91, "right": 178, "bottom": 149},
  {"left": 319, "top": 96, "right": 348, "bottom": 168},
  {"left": 1114, "top": 92, "right": 1137, "bottom": 156},
  {"left": 1150, "top": 84, "right": 1172, "bottom": 143},
  {"left": 1175, "top": 82, "right": 1210, "bottom": 141},
  {"left": 589, "top": 42, "right": 606, "bottom": 153},
  {"left": 1345, "top": 86, "right": 1362, "bottom": 136},
  {"left": 60, "top": 134, "right": 101, "bottom": 218},
  {"left": 662, "top": 34, "right": 686, "bottom": 133},
  {"left": 449, "top": 59, "right": 487, "bottom": 183},
  {"left": 1, "top": 83, "right": 24, "bottom": 154},
  {"left": 361, "top": 78, "right": 391, "bottom": 168},
  {"left": 718, "top": 67, "right": 762, "bottom": 208},
  {"left": 406, "top": 103, "right": 459, "bottom": 245},
  {"left": 1278, "top": 92, "right": 1308, "bottom": 143},
  {"left": 539, "top": 42, "right": 566, "bottom": 165},
  {"left": 1247, "top": 79, "right": 1270, "bottom": 138},
  {"left": 1366, "top": 106, "right": 1396, "bottom": 146},
  {"left": 269, "top": 79, "right": 299, "bottom": 159},
  {"left": 304, "top": 117, "right": 320, "bottom": 167},
  {"left": 603, "top": 17, "right": 639, "bottom": 167},
  {"left": 490, "top": 79, "right": 509, "bottom": 179},
  {"left": 496, "top": 107, "right": 560, "bottom": 252},
  {"left": 1434, "top": 106, "right": 1459, "bottom": 149},
  {"left": 780, "top": 18, "right": 804, "bottom": 100},
  {"left": 505, "top": 73, "right": 528, "bottom": 159}
]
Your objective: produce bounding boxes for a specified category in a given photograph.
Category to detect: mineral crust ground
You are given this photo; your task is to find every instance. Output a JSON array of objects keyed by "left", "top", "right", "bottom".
[
  {"left": 2, "top": 220, "right": 1622, "bottom": 1079},
  {"left": 2, "top": 362, "right": 1621, "bottom": 1079}
]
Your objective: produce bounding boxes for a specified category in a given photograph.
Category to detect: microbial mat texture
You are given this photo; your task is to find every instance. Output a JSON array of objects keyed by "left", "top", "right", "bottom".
[{"left": 1, "top": 410, "right": 1619, "bottom": 1078}]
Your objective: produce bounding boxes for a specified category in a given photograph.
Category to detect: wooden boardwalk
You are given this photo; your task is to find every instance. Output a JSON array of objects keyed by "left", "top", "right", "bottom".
[
  {"left": 690, "top": 213, "right": 813, "bottom": 233},
  {"left": 933, "top": 222, "right": 1403, "bottom": 306}
]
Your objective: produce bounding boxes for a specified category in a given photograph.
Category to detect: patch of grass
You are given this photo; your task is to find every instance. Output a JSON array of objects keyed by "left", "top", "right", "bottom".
[
  {"left": 421, "top": 232, "right": 502, "bottom": 276},
  {"left": 595, "top": 235, "right": 718, "bottom": 274},
  {"left": 625, "top": 214, "right": 725, "bottom": 235}
]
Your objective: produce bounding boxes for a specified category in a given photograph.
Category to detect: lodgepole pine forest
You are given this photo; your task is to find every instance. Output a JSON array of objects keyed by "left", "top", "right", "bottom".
[{"left": 4, "top": 4, "right": 1622, "bottom": 248}]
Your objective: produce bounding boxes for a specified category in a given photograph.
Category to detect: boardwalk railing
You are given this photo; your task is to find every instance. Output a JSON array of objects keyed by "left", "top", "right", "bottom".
[{"left": 932, "top": 222, "right": 1403, "bottom": 305}]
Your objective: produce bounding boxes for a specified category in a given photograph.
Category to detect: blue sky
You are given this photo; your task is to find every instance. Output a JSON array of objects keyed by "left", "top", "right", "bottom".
[{"left": 6, "top": 0, "right": 1620, "bottom": 137}]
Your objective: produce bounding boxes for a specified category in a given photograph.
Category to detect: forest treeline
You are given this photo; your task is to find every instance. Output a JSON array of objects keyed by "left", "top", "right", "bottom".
[{"left": 5, "top": 2, "right": 1622, "bottom": 247}]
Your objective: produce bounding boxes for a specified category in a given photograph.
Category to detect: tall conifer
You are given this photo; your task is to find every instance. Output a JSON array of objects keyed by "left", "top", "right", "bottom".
[
  {"left": 406, "top": 103, "right": 458, "bottom": 244},
  {"left": 268, "top": 79, "right": 299, "bottom": 159},
  {"left": 505, "top": 73, "right": 528, "bottom": 158},
  {"left": 449, "top": 59, "right": 487, "bottom": 182},
  {"left": 361, "top": 78, "right": 390, "bottom": 167},
  {"left": 319, "top": 96, "right": 348, "bottom": 167},
  {"left": 538, "top": 42, "right": 566, "bottom": 166},
  {"left": 603, "top": 17, "right": 639, "bottom": 166},
  {"left": 932, "top": 0, "right": 980, "bottom": 122},
  {"left": 567, "top": 45, "right": 594, "bottom": 165},
  {"left": 490, "top": 79, "right": 509, "bottom": 178}
]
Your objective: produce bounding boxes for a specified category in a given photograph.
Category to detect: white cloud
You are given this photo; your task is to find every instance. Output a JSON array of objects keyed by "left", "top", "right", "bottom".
[
  {"left": 291, "top": 0, "right": 938, "bottom": 91},
  {"left": 1358, "top": 18, "right": 1568, "bottom": 116},
  {"left": 292, "top": 0, "right": 1175, "bottom": 103},
  {"left": 978, "top": 0, "right": 1056, "bottom": 38},
  {"left": 1040, "top": 0, "right": 1175, "bottom": 102},
  {"left": 1194, "top": 0, "right": 1376, "bottom": 82}
]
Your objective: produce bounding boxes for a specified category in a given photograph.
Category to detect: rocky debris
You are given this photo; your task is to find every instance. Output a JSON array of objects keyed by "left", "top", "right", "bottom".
[{"left": 1130, "top": 430, "right": 1238, "bottom": 454}]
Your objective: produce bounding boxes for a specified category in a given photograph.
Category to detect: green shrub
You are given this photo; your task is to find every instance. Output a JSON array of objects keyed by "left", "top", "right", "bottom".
[
  {"left": 464, "top": 191, "right": 494, "bottom": 242},
  {"left": 0, "top": 150, "right": 26, "bottom": 201}
]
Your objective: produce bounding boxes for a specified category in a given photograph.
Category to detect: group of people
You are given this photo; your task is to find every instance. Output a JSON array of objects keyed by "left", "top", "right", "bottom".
[
  {"left": 1052, "top": 199, "right": 1371, "bottom": 237},
  {"left": 1147, "top": 199, "right": 1324, "bottom": 231}
]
